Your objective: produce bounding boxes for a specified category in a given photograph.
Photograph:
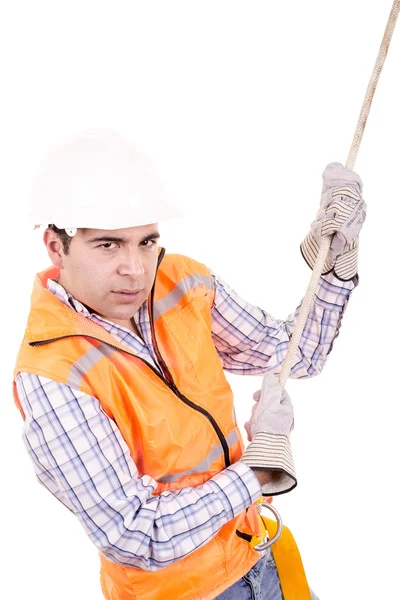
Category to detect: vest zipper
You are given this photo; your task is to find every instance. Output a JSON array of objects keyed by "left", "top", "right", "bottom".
[{"left": 149, "top": 248, "right": 231, "bottom": 468}]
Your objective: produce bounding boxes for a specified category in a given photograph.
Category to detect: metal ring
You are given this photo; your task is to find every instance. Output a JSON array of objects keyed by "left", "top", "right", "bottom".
[{"left": 254, "top": 501, "right": 283, "bottom": 551}]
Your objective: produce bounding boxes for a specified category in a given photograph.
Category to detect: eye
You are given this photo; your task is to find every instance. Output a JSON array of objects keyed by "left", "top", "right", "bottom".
[
  {"left": 99, "top": 242, "right": 119, "bottom": 250},
  {"left": 141, "top": 239, "right": 158, "bottom": 248}
]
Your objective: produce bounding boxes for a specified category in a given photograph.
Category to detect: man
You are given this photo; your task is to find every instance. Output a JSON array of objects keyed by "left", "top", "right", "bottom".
[{"left": 13, "top": 129, "right": 366, "bottom": 599}]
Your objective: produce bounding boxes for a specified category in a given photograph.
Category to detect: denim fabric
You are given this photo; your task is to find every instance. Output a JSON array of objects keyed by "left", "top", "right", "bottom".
[{"left": 215, "top": 551, "right": 320, "bottom": 600}]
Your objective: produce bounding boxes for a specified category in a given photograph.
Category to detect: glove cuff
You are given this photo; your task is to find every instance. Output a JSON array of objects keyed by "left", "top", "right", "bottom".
[
  {"left": 300, "top": 231, "right": 335, "bottom": 274},
  {"left": 332, "top": 238, "right": 359, "bottom": 281},
  {"left": 301, "top": 232, "right": 359, "bottom": 281},
  {"left": 240, "top": 432, "right": 297, "bottom": 495}
]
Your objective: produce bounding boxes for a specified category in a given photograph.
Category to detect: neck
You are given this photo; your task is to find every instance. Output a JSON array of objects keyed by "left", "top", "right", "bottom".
[{"left": 123, "top": 317, "right": 143, "bottom": 339}]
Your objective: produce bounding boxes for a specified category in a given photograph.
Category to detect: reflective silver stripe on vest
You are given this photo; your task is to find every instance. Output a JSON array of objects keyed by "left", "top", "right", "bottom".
[
  {"left": 158, "top": 427, "right": 239, "bottom": 483},
  {"left": 67, "top": 343, "right": 115, "bottom": 388},
  {"left": 154, "top": 274, "right": 214, "bottom": 320}
]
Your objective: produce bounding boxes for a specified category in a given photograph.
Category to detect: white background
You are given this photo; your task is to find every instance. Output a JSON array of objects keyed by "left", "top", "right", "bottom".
[{"left": 1, "top": 1, "right": 399, "bottom": 599}]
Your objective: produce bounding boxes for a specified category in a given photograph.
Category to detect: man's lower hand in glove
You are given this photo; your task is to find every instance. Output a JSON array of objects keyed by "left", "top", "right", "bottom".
[{"left": 240, "top": 373, "right": 297, "bottom": 495}]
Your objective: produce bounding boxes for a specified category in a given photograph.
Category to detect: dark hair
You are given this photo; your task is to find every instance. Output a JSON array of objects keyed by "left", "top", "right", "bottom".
[{"left": 48, "top": 224, "right": 73, "bottom": 254}]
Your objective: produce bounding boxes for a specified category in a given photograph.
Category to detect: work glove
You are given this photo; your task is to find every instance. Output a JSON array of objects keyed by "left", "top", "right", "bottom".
[
  {"left": 300, "top": 162, "right": 367, "bottom": 281},
  {"left": 240, "top": 373, "right": 297, "bottom": 495}
]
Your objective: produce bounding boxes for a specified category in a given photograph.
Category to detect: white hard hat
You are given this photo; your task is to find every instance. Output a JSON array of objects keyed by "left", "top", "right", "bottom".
[{"left": 30, "top": 129, "right": 184, "bottom": 234}]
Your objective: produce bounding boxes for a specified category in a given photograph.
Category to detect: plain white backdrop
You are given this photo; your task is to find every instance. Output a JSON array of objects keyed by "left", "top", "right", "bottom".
[{"left": 1, "top": 1, "right": 399, "bottom": 599}]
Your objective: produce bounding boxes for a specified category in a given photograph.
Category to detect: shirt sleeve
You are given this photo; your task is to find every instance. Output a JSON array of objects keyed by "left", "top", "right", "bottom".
[
  {"left": 211, "top": 270, "right": 356, "bottom": 378},
  {"left": 15, "top": 372, "right": 262, "bottom": 571}
]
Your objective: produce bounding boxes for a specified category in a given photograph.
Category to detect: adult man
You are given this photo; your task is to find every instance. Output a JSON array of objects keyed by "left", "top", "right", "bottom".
[{"left": 13, "top": 129, "right": 366, "bottom": 599}]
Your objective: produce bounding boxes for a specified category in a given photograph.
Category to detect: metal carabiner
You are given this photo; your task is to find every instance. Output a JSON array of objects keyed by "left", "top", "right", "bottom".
[{"left": 254, "top": 500, "right": 283, "bottom": 552}]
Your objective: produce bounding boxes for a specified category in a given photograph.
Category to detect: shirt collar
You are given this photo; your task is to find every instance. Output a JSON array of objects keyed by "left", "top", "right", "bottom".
[{"left": 47, "top": 278, "right": 93, "bottom": 318}]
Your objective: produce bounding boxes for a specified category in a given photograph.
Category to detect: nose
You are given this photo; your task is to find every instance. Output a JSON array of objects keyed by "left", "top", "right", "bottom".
[{"left": 117, "top": 247, "right": 145, "bottom": 278}]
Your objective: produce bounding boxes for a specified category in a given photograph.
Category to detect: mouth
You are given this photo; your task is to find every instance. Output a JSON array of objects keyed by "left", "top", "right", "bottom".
[{"left": 112, "top": 289, "right": 144, "bottom": 302}]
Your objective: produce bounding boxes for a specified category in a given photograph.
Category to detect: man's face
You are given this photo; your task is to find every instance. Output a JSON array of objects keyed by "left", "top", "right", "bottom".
[{"left": 44, "top": 224, "right": 160, "bottom": 328}]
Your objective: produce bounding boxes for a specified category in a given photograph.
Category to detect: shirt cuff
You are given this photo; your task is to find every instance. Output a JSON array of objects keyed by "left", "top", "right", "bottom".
[
  {"left": 316, "top": 271, "right": 356, "bottom": 310},
  {"left": 208, "top": 461, "right": 263, "bottom": 519},
  {"left": 239, "top": 432, "right": 297, "bottom": 496}
]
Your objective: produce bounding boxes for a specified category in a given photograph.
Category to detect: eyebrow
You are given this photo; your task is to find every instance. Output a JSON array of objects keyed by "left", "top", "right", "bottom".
[{"left": 86, "top": 231, "right": 160, "bottom": 244}]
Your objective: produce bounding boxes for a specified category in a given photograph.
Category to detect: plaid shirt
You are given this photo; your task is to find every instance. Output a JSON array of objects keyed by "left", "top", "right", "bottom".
[{"left": 15, "top": 262, "right": 354, "bottom": 570}]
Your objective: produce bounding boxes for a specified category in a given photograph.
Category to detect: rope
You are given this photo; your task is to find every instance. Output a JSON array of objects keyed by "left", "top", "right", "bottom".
[{"left": 278, "top": 0, "right": 400, "bottom": 390}]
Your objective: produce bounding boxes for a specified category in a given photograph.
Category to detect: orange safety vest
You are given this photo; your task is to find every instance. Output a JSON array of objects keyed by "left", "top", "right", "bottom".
[{"left": 14, "top": 249, "right": 267, "bottom": 600}]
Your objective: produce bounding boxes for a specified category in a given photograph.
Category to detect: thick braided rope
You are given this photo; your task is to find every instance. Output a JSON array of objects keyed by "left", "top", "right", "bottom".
[{"left": 279, "top": 0, "right": 400, "bottom": 390}]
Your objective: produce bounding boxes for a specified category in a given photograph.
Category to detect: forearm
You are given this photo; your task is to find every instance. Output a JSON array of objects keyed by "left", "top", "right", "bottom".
[
  {"left": 72, "top": 462, "right": 260, "bottom": 570},
  {"left": 211, "top": 271, "right": 355, "bottom": 377},
  {"left": 16, "top": 373, "right": 262, "bottom": 571},
  {"left": 284, "top": 271, "right": 356, "bottom": 378}
]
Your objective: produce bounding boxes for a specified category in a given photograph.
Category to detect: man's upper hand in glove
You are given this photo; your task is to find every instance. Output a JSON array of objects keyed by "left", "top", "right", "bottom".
[
  {"left": 240, "top": 373, "right": 297, "bottom": 495},
  {"left": 301, "top": 162, "right": 367, "bottom": 281}
]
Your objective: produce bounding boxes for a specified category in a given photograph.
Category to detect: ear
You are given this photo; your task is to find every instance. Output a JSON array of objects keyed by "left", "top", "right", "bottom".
[{"left": 43, "top": 228, "right": 65, "bottom": 269}]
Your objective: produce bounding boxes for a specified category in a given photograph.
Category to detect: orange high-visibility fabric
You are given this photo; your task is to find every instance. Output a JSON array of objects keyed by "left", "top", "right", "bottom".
[{"left": 14, "top": 251, "right": 264, "bottom": 600}]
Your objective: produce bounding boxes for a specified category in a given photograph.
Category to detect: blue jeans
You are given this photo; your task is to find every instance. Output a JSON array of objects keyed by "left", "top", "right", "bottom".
[{"left": 215, "top": 550, "right": 319, "bottom": 600}]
